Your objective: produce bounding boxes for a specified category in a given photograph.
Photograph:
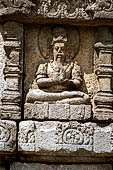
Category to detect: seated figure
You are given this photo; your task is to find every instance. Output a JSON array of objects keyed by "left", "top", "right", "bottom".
[{"left": 26, "top": 27, "right": 89, "bottom": 104}]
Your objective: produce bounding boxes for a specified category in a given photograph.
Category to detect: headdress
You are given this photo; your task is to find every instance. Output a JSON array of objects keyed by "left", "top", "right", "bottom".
[{"left": 51, "top": 26, "right": 67, "bottom": 45}]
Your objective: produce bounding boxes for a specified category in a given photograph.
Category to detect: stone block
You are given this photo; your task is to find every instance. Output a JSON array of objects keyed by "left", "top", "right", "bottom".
[
  {"left": 18, "top": 121, "right": 94, "bottom": 154},
  {"left": 70, "top": 105, "right": 91, "bottom": 120},
  {"left": 1, "top": 104, "right": 21, "bottom": 120},
  {"left": 0, "top": 120, "right": 16, "bottom": 153},
  {"left": 49, "top": 104, "right": 70, "bottom": 119},
  {"left": 18, "top": 121, "right": 113, "bottom": 161},
  {"left": 18, "top": 121, "right": 35, "bottom": 152},
  {"left": 10, "top": 163, "right": 112, "bottom": 170},
  {"left": 24, "top": 103, "right": 48, "bottom": 119},
  {"left": 94, "top": 109, "right": 113, "bottom": 121},
  {"left": 24, "top": 103, "right": 91, "bottom": 120},
  {"left": 94, "top": 126, "right": 112, "bottom": 153}
]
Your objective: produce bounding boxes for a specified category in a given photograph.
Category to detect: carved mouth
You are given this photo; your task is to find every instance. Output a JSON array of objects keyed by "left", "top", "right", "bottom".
[{"left": 57, "top": 54, "right": 64, "bottom": 58}]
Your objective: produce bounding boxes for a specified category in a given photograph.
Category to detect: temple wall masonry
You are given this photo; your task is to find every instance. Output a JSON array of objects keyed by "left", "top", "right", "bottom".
[{"left": 1, "top": 0, "right": 113, "bottom": 169}]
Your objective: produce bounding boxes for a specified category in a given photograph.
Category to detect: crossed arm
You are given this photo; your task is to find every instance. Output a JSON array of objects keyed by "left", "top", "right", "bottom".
[{"left": 36, "top": 77, "right": 81, "bottom": 89}]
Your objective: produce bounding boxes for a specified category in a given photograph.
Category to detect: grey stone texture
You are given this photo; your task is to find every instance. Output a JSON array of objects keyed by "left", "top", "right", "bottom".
[
  {"left": 0, "top": 22, "right": 23, "bottom": 120},
  {"left": 24, "top": 25, "right": 113, "bottom": 121},
  {"left": 1, "top": 0, "right": 113, "bottom": 166},
  {"left": 0, "top": 120, "right": 16, "bottom": 152},
  {"left": 24, "top": 103, "right": 91, "bottom": 120},
  {"left": 0, "top": 0, "right": 113, "bottom": 24},
  {"left": 18, "top": 121, "right": 113, "bottom": 159},
  {"left": 10, "top": 163, "right": 112, "bottom": 170},
  {"left": 0, "top": 25, "right": 6, "bottom": 112},
  {"left": 93, "top": 35, "right": 113, "bottom": 120},
  {"left": 24, "top": 25, "right": 96, "bottom": 104},
  {"left": 25, "top": 26, "right": 90, "bottom": 108}
]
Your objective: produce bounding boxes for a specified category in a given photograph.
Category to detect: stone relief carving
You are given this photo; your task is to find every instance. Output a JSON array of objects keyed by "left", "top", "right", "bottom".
[
  {"left": 0, "top": 0, "right": 35, "bottom": 9},
  {"left": 93, "top": 27, "right": 113, "bottom": 121},
  {"left": 56, "top": 122, "right": 94, "bottom": 145},
  {"left": 18, "top": 121, "right": 35, "bottom": 151},
  {"left": 19, "top": 121, "right": 35, "bottom": 144},
  {"left": 24, "top": 103, "right": 91, "bottom": 120},
  {"left": 0, "top": 123, "right": 10, "bottom": 143},
  {"left": 38, "top": 26, "right": 79, "bottom": 60},
  {"left": 1, "top": 0, "right": 113, "bottom": 165},
  {"left": 0, "top": 120, "right": 16, "bottom": 152},
  {"left": 18, "top": 121, "right": 95, "bottom": 153},
  {"left": 26, "top": 26, "right": 89, "bottom": 105},
  {"left": 1, "top": 22, "right": 23, "bottom": 120},
  {"left": 18, "top": 121, "right": 113, "bottom": 155},
  {"left": 0, "top": 0, "right": 113, "bottom": 20},
  {"left": 86, "top": 0, "right": 113, "bottom": 13}
]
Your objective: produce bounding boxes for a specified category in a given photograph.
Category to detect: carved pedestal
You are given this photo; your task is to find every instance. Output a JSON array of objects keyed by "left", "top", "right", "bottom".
[
  {"left": 94, "top": 43, "right": 113, "bottom": 121},
  {"left": 24, "top": 103, "right": 91, "bottom": 120}
]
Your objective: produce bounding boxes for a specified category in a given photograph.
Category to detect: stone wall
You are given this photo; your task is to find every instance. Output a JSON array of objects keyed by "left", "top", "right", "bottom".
[{"left": 0, "top": 0, "right": 113, "bottom": 170}]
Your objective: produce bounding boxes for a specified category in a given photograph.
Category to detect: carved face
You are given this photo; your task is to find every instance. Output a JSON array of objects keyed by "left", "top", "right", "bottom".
[{"left": 53, "top": 42, "right": 65, "bottom": 62}]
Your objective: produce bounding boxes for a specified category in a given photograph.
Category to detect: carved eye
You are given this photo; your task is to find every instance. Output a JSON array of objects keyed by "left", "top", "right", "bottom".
[
  {"left": 55, "top": 46, "right": 59, "bottom": 51},
  {"left": 61, "top": 47, "right": 64, "bottom": 51}
]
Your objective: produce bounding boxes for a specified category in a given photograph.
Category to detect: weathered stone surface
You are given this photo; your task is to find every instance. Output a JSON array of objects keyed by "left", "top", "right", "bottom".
[
  {"left": 49, "top": 104, "right": 70, "bottom": 120},
  {"left": 1, "top": 0, "right": 113, "bottom": 168},
  {"left": 18, "top": 121, "right": 35, "bottom": 152},
  {"left": 18, "top": 121, "right": 94, "bottom": 153},
  {"left": 94, "top": 125, "right": 112, "bottom": 153},
  {"left": 0, "top": 0, "right": 113, "bottom": 24},
  {"left": 93, "top": 29, "right": 113, "bottom": 120},
  {"left": 26, "top": 26, "right": 90, "bottom": 106},
  {"left": 70, "top": 105, "right": 91, "bottom": 120},
  {"left": 0, "top": 22, "right": 23, "bottom": 120},
  {"left": 0, "top": 25, "right": 6, "bottom": 112},
  {"left": 24, "top": 103, "right": 48, "bottom": 119},
  {"left": 24, "top": 25, "right": 97, "bottom": 104},
  {"left": 0, "top": 120, "right": 16, "bottom": 153},
  {"left": 18, "top": 121, "right": 113, "bottom": 159},
  {"left": 25, "top": 25, "right": 92, "bottom": 123},
  {"left": 10, "top": 163, "right": 112, "bottom": 170},
  {"left": 24, "top": 103, "right": 91, "bottom": 120}
]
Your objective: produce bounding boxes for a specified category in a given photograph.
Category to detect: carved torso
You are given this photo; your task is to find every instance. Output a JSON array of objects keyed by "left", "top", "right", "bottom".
[{"left": 36, "top": 61, "right": 82, "bottom": 92}]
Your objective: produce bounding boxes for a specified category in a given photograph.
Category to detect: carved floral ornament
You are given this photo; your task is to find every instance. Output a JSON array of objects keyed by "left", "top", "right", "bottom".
[{"left": 0, "top": 0, "right": 113, "bottom": 19}]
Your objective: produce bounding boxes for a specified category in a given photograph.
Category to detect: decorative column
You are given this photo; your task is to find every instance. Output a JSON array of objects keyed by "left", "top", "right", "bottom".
[
  {"left": 94, "top": 42, "right": 113, "bottom": 121},
  {"left": 1, "top": 22, "right": 23, "bottom": 120}
]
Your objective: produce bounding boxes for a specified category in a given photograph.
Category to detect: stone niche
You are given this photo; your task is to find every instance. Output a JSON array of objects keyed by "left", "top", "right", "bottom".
[
  {"left": 24, "top": 24, "right": 113, "bottom": 121},
  {"left": 17, "top": 23, "right": 113, "bottom": 162},
  {"left": 1, "top": 0, "right": 113, "bottom": 166},
  {"left": 24, "top": 25, "right": 95, "bottom": 121}
]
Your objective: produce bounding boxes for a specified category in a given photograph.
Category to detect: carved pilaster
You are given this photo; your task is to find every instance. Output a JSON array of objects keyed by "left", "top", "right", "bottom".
[
  {"left": 94, "top": 42, "right": 113, "bottom": 121},
  {"left": 1, "top": 22, "right": 23, "bottom": 120}
]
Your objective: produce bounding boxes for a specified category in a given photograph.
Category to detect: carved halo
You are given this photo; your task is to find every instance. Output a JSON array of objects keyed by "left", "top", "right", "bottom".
[{"left": 38, "top": 25, "right": 79, "bottom": 61}]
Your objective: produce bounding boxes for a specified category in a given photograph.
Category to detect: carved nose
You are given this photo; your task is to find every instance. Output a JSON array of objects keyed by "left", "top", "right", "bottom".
[{"left": 58, "top": 47, "right": 62, "bottom": 53}]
